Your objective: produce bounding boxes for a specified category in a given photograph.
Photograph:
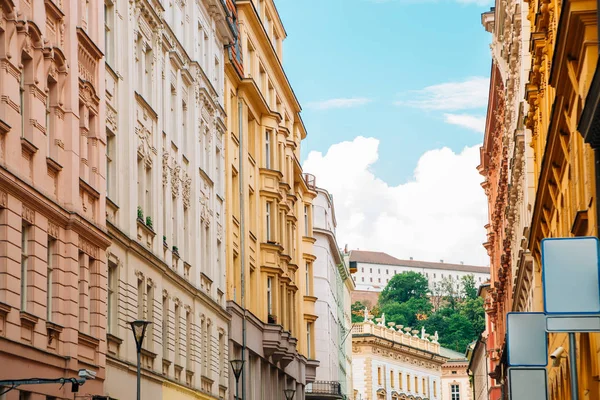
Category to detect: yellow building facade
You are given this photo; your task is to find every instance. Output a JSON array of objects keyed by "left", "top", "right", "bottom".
[
  {"left": 525, "top": 0, "right": 600, "bottom": 397},
  {"left": 223, "top": 0, "right": 319, "bottom": 398}
]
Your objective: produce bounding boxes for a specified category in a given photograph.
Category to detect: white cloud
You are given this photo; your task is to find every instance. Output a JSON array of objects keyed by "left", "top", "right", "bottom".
[
  {"left": 303, "top": 136, "right": 489, "bottom": 266},
  {"left": 395, "top": 77, "right": 489, "bottom": 111},
  {"left": 306, "top": 97, "right": 372, "bottom": 110},
  {"left": 444, "top": 113, "right": 486, "bottom": 133}
]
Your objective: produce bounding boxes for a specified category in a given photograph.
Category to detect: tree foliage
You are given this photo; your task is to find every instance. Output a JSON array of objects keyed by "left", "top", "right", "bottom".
[
  {"left": 369, "top": 272, "right": 485, "bottom": 352},
  {"left": 379, "top": 271, "right": 430, "bottom": 304}
]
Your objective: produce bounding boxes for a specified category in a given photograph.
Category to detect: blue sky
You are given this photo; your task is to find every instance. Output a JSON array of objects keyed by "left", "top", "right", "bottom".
[
  {"left": 274, "top": 0, "right": 494, "bottom": 265},
  {"left": 277, "top": 0, "right": 492, "bottom": 185}
]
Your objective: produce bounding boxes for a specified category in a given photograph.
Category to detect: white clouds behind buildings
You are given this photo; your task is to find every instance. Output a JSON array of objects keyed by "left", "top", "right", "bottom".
[{"left": 303, "top": 136, "right": 489, "bottom": 266}]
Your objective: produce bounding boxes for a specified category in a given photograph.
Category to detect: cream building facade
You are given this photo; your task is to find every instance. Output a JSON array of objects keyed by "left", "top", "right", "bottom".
[
  {"left": 0, "top": 0, "right": 111, "bottom": 396},
  {"left": 440, "top": 348, "right": 471, "bottom": 400},
  {"left": 223, "top": 0, "right": 319, "bottom": 398},
  {"left": 307, "top": 187, "right": 354, "bottom": 399},
  {"left": 102, "top": 0, "right": 235, "bottom": 399},
  {"left": 352, "top": 321, "right": 446, "bottom": 400}
]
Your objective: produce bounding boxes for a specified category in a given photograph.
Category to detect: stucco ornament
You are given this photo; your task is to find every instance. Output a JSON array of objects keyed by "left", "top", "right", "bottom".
[{"left": 182, "top": 173, "right": 191, "bottom": 208}]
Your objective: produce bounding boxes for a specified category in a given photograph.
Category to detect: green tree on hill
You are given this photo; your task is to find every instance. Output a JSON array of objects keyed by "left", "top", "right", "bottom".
[{"left": 362, "top": 271, "right": 486, "bottom": 353}]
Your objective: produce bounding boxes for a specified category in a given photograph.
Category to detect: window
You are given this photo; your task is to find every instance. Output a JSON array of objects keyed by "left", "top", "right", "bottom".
[
  {"left": 451, "top": 384, "right": 460, "bottom": 400},
  {"left": 107, "top": 261, "right": 117, "bottom": 333},
  {"left": 267, "top": 277, "right": 273, "bottom": 316},
  {"left": 162, "top": 295, "right": 169, "bottom": 358},
  {"left": 415, "top": 376, "right": 418, "bottom": 393},
  {"left": 370, "top": 277, "right": 372, "bottom": 282},
  {"left": 174, "top": 303, "right": 180, "bottom": 358},
  {"left": 386, "top": 269, "right": 389, "bottom": 274},
  {"left": 452, "top": 370, "right": 457, "bottom": 374},
  {"left": 106, "top": 131, "right": 115, "bottom": 197},
  {"left": 390, "top": 370, "right": 394, "bottom": 388},
  {"left": 370, "top": 268, "right": 372, "bottom": 273},
  {"left": 306, "top": 322, "right": 312, "bottom": 358},
  {"left": 104, "top": 1, "right": 115, "bottom": 65},
  {"left": 399, "top": 372, "right": 403, "bottom": 389},
  {"left": 305, "top": 262, "right": 311, "bottom": 295},
  {"left": 361, "top": 267, "right": 364, "bottom": 272},
  {"left": 185, "top": 310, "right": 191, "bottom": 368},
  {"left": 266, "top": 202, "right": 272, "bottom": 241},
  {"left": 378, "top": 278, "right": 381, "bottom": 283},
  {"left": 434, "top": 381, "right": 437, "bottom": 397},
  {"left": 434, "top": 273, "right": 436, "bottom": 278},
  {"left": 361, "top": 277, "right": 364, "bottom": 282},
  {"left": 47, "top": 238, "right": 55, "bottom": 320},
  {"left": 377, "top": 367, "right": 382, "bottom": 385},
  {"left": 423, "top": 378, "right": 426, "bottom": 396},
  {"left": 304, "top": 205, "right": 309, "bottom": 236},
  {"left": 137, "top": 276, "right": 144, "bottom": 319},
  {"left": 265, "top": 130, "right": 272, "bottom": 169},
  {"left": 21, "top": 223, "right": 29, "bottom": 310},
  {"left": 20, "top": 69, "right": 26, "bottom": 137},
  {"left": 407, "top": 374, "right": 411, "bottom": 391}
]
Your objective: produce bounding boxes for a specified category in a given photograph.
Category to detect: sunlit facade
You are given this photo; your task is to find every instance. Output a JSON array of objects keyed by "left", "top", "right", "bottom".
[
  {"left": 223, "top": 0, "right": 319, "bottom": 398},
  {"left": 0, "top": 0, "right": 110, "bottom": 397},
  {"left": 102, "top": 0, "right": 234, "bottom": 398}
]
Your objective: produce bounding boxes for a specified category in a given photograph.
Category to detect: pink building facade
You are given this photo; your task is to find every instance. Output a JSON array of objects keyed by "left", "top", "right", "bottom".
[{"left": 0, "top": 0, "right": 110, "bottom": 396}]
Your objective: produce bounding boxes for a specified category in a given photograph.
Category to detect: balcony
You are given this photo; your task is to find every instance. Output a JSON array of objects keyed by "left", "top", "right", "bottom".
[
  {"left": 306, "top": 381, "right": 343, "bottom": 399},
  {"left": 303, "top": 173, "right": 316, "bottom": 191}
]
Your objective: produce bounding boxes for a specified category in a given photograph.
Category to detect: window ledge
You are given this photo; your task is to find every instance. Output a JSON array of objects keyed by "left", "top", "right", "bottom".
[{"left": 20, "top": 310, "right": 39, "bottom": 326}]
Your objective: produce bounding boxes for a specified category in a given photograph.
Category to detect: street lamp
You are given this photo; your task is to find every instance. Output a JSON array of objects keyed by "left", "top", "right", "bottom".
[
  {"left": 284, "top": 388, "right": 296, "bottom": 400},
  {"left": 130, "top": 320, "right": 151, "bottom": 400},
  {"left": 230, "top": 359, "right": 244, "bottom": 400}
]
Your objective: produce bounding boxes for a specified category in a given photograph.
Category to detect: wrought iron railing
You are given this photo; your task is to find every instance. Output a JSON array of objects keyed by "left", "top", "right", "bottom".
[{"left": 306, "top": 381, "right": 342, "bottom": 395}]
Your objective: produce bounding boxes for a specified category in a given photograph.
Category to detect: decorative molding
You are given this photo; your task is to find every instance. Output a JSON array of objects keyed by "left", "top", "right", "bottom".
[{"left": 21, "top": 205, "right": 35, "bottom": 224}]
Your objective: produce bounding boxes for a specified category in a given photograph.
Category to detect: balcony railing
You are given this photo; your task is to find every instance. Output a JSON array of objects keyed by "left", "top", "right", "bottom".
[
  {"left": 303, "top": 173, "right": 316, "bottom": 191},
  {"left": 306, "top": 381, "right": 342, "bottom": 395}
]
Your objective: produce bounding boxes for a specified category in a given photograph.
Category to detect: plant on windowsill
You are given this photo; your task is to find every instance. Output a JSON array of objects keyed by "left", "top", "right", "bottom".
[
  {"left": 163, "top": 235, "right": 168, "bottom": 248},
  {"left": 268, "top": 314, "right": 277, "bottom": 324},
  {"left": 172, "top": 246, "right": 179, "bottom": 256},
  {"left": 137, "top": 206, "right": 144, "bottom": 222},
  {"left": 146, "top": 216, "right": 153, "bottom": 230}
]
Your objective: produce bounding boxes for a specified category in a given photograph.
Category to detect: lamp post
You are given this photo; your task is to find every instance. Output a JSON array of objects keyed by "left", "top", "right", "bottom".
[
  {"left": 230, "top": 359, "right": 244, "bottom": 400},
  {"left": 284, "top": 388, "right": 296, "bottom": 400},
  {"left": 130, "top": 320, "right": 151, "bottom": 400}
]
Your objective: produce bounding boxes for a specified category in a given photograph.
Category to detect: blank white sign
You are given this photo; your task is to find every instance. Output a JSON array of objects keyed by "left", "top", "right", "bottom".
[
  {"left": 542, "top": 237, "right": 600, "bottom": 314},
  {"left": 509, "top": 368, "right": 548, "bottom": 400},
  {"left": 506, "top": 313, "right": 547, "bottom": 367},
  {"left": 547, "top": 315, "right": 600, "bottom": 332}
]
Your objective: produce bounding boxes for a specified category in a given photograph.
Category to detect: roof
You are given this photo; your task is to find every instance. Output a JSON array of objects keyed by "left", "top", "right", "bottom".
[
  {"left": 440, "top": 346, "right": 469, "bottom": 361},
  {"left": 349, "top": 250, "right": 490, "bottom": 274}
]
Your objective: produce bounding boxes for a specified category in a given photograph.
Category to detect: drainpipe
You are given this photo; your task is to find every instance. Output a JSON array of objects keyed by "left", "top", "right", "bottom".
[{"left": 238, "top": 99, "right": 247, "bottom": 400}]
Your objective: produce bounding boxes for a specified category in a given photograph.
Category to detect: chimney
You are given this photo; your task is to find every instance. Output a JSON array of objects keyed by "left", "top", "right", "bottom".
[
  {"left": 461, "top": 261, "right": 464, "bottom": 265},
  {"left": 344, "top": 244, "right": 348, "bottom": 253},
  {"left": 440, "top": 259, "right": 444, "bottom": 263},
  {"left": 410, "top": 257, "right": 413, "bottom": 260}
]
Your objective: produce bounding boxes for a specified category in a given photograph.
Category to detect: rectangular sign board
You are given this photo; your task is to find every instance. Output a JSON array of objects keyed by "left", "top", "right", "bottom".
[
  {"left": 546, "top": 315, "right": 600, "bottom": 332},
  {"left": 506, "top": 312, "right": 547, "bottom": 367},
  {"left": 509, "top": 368, "right": 548, "bottom": 400},
  {"left": 542, "top": 237, "right": 600, "bottom": 314}
]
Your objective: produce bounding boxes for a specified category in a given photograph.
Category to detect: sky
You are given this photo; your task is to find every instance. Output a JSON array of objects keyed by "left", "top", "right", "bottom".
[{"left": 275, "top": 0, "right": 494, "bottom": 266}]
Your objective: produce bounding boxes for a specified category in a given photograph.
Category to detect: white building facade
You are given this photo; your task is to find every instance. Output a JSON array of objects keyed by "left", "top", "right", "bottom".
[
  {"left": 347, "top": 250, "right": 490, "bottom": 292},
  {"left": 308, "top": 188, "right": 355, "bottom": 399},
  {"left": 102, "top": 0, "right": 234, "bottom": 399},
  {"left": 352, "top": 321, "right": 447, "bottom": 400}
]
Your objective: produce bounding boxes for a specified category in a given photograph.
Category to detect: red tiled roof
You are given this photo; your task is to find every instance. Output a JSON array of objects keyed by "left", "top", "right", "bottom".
[{"left": 349, "top": 250, "right": 489, "bottom": 274}]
